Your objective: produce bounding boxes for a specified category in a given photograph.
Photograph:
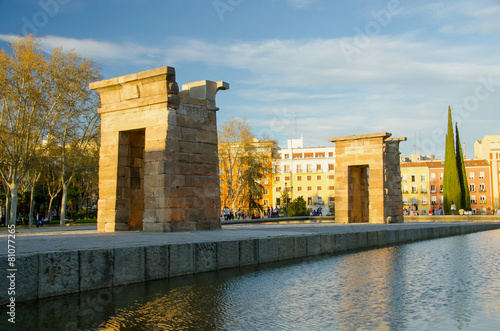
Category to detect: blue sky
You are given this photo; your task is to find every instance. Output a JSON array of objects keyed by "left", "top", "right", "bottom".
[{"left": 1, "top": 0, "right": 500, "bottom": 158}]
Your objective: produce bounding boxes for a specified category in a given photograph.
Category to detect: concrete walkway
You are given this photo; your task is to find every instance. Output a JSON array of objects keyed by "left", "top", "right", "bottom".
[{"left": 0, "top": 221, "right": 499, "bottom": 256}]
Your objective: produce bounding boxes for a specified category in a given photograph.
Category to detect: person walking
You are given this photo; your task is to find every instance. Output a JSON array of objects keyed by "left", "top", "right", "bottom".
[{"left": 451, "top": 201, "right": 456, "bottom": 215}]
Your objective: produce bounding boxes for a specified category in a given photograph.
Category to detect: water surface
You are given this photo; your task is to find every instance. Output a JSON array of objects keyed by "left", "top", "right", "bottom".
[{"left": 5, "top": 230, "right": 500, "bottom": 330}]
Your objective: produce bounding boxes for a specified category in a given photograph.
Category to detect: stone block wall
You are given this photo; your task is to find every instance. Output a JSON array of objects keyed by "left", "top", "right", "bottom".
[{"left": 89, "top": 67, "right": 229, "bottom": 232}]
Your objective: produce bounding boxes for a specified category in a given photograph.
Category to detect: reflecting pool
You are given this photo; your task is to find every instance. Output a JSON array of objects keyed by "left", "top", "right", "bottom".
[{"left": 5, "top": 230, "right": 500, "bottom": 330}]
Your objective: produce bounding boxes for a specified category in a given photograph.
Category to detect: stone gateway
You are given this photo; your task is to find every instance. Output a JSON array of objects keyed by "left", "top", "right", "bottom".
[
  {"left": 329, "top": 132, "right": 406, "bottom": 224},
  {"left": 89, "top": 67, "right": 229, "bottom": 232}
]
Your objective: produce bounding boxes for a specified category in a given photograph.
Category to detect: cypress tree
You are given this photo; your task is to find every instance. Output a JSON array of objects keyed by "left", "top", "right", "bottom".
[
  {"left": 443, "top": 107, "right": 462, "bottom": 214},
  {"left": 455, "top": 123, "right": 470, "bottom": 210}
]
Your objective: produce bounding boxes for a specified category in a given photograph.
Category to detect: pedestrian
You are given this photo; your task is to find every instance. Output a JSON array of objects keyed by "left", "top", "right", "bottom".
[
  {"left": 451, "top": 201, "right": 456, "bottom": 215},
  {"left": 224, "top": 206, "right": 229, "bottom": 220},
  {"left": 238, "top": 208, "right": 242, "bottom": 219},
  {"left": 36, "top": 213, "right": 40, "bottom": 228}
]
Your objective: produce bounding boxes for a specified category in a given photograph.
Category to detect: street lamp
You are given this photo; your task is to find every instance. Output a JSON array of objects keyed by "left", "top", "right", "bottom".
[{"left": 285, "top": 182, "right": 288, "bottom": 217}]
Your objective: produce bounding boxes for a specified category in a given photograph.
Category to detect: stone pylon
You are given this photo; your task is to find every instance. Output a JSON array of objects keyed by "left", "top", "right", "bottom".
[
  {"left": 329, "top": 132, "right": 406, "bottom": 224},
  {"left": 89, "top": 66, "right": 229, "bottom": 232}
]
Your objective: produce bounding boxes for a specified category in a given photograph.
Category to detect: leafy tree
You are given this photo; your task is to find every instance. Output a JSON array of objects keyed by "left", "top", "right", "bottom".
[
  {"left": 288, "top": 196, "right": 308, "bottom": 217},
  {"left": 218, "top": 116, "right": 276, "bottom": 212},
  {"left": 455, "top": 124, "right": 470, "bottom": 210},
  {"left": 279, "top": 189, "right": 291, "bottom": 216},
  {"left": 0, "top": 35, "right": 101, "bottom": 225},
  {"left": 443, "top": 107, "right": 470, "bottom": 214}
]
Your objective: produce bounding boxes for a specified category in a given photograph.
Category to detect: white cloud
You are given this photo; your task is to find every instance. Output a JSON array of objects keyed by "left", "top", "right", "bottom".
[
  {"left": 287, "top": 0, "right": 316, "bottom": 9},
  {"left": 3, "top": 32, "right": 498, "bottom": 157}
]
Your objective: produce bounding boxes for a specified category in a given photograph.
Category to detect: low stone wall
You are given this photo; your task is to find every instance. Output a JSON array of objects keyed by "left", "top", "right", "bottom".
[
  {"left": 404, "top": 215, "right": 500, "bottom": 222},
  {"left": 2, "top": 223, "right": 499, "bottom": 304}
]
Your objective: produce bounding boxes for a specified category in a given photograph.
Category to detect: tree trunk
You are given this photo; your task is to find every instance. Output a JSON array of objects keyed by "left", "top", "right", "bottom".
[
  {"left": 8, "top": 180, "right": 18, "bottom": 226},
  {"left": 47, "top": 196, "right": 54, "bottom": 222},
  {"left": 29, "top": 185, "right": 35, "bottom": 227},
  {"left": 60, "top": 181, "right": 69, "bottom": 226}
]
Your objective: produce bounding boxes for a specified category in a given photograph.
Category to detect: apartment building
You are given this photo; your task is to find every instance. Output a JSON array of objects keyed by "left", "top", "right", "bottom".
[
  {"left": 403, "top": 159, "right": 493, "bottom": 214},
  {"left": 400, "top": 162, "right": 431, "bottom": 214},
  {"left": 474, "top": 135, "right": 500, "bottom": 209},
  {"left": 272, "top": 137, "right": 336, "bottom": 214}
]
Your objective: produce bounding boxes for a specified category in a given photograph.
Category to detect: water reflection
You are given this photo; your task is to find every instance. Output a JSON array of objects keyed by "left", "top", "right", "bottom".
[{"left": 4, "top": 230, "right": 500, "bottom": 330}]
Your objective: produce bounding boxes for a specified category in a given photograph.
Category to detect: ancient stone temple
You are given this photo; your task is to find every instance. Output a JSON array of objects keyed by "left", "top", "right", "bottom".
[
  {"left": 329, "top": 132, "right": 406, "bottom": 224},
  {"left": 89, "top": 67, "right": 229, "bottom": 232}
]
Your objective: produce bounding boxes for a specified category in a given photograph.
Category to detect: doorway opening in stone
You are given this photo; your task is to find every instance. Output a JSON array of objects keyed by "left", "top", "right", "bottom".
[
  {"left": 348, "top": 165, "right": 369, "bottom": 223},
  {"left": 118, "top": 129, "right": 145, "bottom": 230}
]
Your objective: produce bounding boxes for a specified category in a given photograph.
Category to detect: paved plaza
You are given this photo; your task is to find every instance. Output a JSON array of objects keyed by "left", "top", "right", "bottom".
[{"left": 2, "top": 221, "right": 499, "bottom": 256}]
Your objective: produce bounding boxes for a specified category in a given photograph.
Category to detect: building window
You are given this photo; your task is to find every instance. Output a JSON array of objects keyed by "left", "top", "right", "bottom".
[
  {"left": 276, "top": 198, "right": 281, "bottom": 206},
  {"left": 275, "top": 176, "right": 280, "bottom": 182},
  {"left": 440, "top": 196, "right": 444, "bottom": 204},
  {"left": 439, "top": 185, "right": 443, "bottom": 193},
  {"left": 297, "top": 176, "right": 302, "bottom": 181},
  {"left": 421, "top": 174, "right": 426, "bottom": 182},
  {"left": 411, "top": 174, "right": 416, "bottom": 182},
  {"left": 306, "top": 164, "right": 312, "bottom": 172},
  {"left": 317, "top": 196, "right": 323, "bottom": 204},
  {"left": 297, "top": 186, "right": 303, "bottom": 191},
  {"left": 430, "top": 185, "right": 436, "bottom": 193},
  {"left": 307, "top": 175, "right": 312, "bottom": 181},
  {"left": 403, "top": 185, "right": 408, "bottom": 193},
  {"left": 317, "top": 164, "right": 322, "bottom": 171},
  {"left": 411, "top": 185, "right": 418, "bottom": 194},
  {"left": 469, "top": 172, "right": 475, "bottom": 179},
  {"left": 421, "top": 185, "right": 427, "bottom": 193},
  {"left": 329, "top": 164, "right": 334, "bottom": 171},
  {"left": 263, "top": 178, "right": 268, "bottom": 185},
  {"left": 307, "top": 186, "right": 312, "bottom": 191},
  {"left": 328, "top": 175, "right": 334, "bottom": 180},
  {"left": 285, "top": 176, "right": 291, "bottom": 181},
  {"left": 264, "top": 188, "right": 269, "bottom": 195},
  {"left": 296, "top": 165, "right": 302, "bottom": 172},
  {"left": 411, "top": 197, "right": 418, "bottom": 205},
  {"left": 327, "top": 186, "right": 335, "bottom": 190},
  {"left": 284, "top": 165, "right": 290, "bottom": 173},
  {"left": 479, "top": 183, "right": 486, "bottom": 192},
  {"left": 328, "top": 197, "right": 335, "bottom": 203},
  {"left": 470, "top": 195, "right": 477, "bottom": 204},
  {"left": 317, "top": 186, "right": 322, "bottom": 191},
  {"left": 431, "top": 196, "right": 437, "bottom": 205},
  {"left": 317, "top": 175, "right": 322, "bottom": 180},
  {"left": 480, "top": 195, "right": 487, "bottom": 204},
  {"left": 430, "top": 173, "right": 436, "bottom": 180},
  {"left": 421, "top": 196, "right": 427, "bottom": 205},
  {"left": 276, "top": 187, "right": 281, "bottom": 192},
  {"left": 479, "top": 171, "right": 485, "bottom": 179},
  {"left": 439, "top": 173, "right": 444, "bottom": 180},
  {"left": 402, "top": 174, "right": 407, "bottom": 183},
  {"left": 263, "top": 199, "right": 269, "bottom": 206},
  {"left": 402, "top": 196, "right": 408, "bottom": 205},
  {"left": 307, "top": 197, "right": 313, "bottom": 205},
  {"left": 470, "top": 184, "right": 475, "bottom": 192}
]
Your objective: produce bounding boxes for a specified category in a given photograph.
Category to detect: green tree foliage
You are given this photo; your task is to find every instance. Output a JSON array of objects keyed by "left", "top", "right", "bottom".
[
  {"left": 443, "top": 107, "right": 462, "bottom": 214},
  {"left": 288, "top": 196, "right": 308, "bottom": 217},
  {"left": 455, "top": 124, "right": 470, "bottom": 210}
]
